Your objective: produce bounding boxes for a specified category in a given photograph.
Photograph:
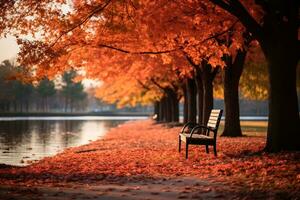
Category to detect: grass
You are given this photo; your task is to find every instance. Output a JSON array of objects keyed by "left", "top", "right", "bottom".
[{"left": 218, "top": 120, "right": 268, "bottom": 137}]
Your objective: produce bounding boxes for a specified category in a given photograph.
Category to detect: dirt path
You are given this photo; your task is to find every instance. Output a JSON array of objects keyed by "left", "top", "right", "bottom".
[{"left": 0, "top": 177, "right": 233, "bottom": 200}]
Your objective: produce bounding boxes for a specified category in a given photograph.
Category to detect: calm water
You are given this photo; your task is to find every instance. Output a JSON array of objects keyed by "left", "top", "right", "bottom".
[{"left": 0, "top": 116, "right": 147, "bottom": 166}]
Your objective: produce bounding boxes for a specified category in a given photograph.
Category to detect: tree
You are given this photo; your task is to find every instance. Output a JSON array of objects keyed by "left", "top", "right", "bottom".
[
  {"left": 61, "top": 71, "right": 86, "bottom": 112},
  {"left": 11, "top": 80, "right": 34, "bottom": 112},
  {"left": 0, "top": 60, "right": 16, "bottom": 111},
  {"left": 0, "top": 60, "right": 35, "bottom": 112},
  {"left": 92, "top": 53, "right": 186, "bottom": 123},
  {"left": 37, "top": 78, "right": 56, "bottom": 111},
  {"left": 221, "top": 50, "right": 246, "bottom": 137},
  {"left": 209, "top": 0, "right": 300, "bottom": 151}
]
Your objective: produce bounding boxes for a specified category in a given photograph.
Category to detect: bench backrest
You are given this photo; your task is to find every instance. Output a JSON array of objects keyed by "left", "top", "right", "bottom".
[{"left": 206, "top": 109, "right": 223, "bottom": 131}]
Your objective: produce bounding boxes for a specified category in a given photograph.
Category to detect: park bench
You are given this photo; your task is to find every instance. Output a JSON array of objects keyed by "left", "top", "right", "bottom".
[{"left": 178, "top": 109, "right": 223, "bottom": 158}]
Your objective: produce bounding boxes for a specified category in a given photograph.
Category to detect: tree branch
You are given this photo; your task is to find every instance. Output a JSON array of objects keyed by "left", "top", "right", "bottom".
[
  {"left": 49, "top": 17, "right": 239, "bottom": 57},
  {"left": 150, "top": 78, "right": 166, "bottom": 92},
  {"left": 98, "top": 44, "right": 180, "bottom": 54},
  {"left": 184, "top": 52, "right": 199, "bottom": 70},
  {"left": 209, "top": 0, "right": 264, "bottom": 41},
  {"left": 204, "top": 20, "right": 239, "bottom": 42},
  {"left": 136, "top": 79, "right": 150, "bottom": 91},
  {"left": 50, "top": 0, "right": 112, "bottom": 48},
  {"left": 52, "top": 17, "right": 239, "bottom": 56}
]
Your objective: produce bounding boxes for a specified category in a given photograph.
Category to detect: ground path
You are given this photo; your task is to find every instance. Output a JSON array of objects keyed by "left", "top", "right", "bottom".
[{"left": 0, "top": 177, "right": 243, "bottom": 200}]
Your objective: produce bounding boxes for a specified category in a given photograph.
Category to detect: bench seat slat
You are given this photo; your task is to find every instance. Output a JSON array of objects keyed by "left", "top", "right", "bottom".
[
  {"left": 210, "top": 113, "right": 220, "bottom": 117},
  {"left": 211, "top": 110, "right": 221, "bottom": 114},
  {"left": 209, "top": 115, "right": 219, "bottom": 119},
  {"left": 208, "top": 122, "right": 217, "bottom": 126},
  {"left": 208, "top": 119, "right": 218, "bottom": 123},
  {"left": 180, "top": 133, "right": 213, "bottom": 140}
]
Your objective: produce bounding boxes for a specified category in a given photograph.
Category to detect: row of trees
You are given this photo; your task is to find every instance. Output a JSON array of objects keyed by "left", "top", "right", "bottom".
[
  {"left": 0, "top": 0, "right": 299, "bottom": 152},
  {"left": 0, "top": 60, "right": 87, "bottom": 112}
]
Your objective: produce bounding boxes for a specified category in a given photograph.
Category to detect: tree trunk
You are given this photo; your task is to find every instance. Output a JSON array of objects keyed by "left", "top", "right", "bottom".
[
  {"left": 262, "top": 44, "right": 300, "bottom": 151},
  {"left": 165, "top": 95, "right": 172, "bottom": 122},
  {"left": 0, "top": 103, "right": 4, "bottom": 112},
  {"left": 20, "top": 101, "right": 23, "bottom": 112},
  {"left": 25, "top": 100, "right": 29, "bottom": 112},
  {"left": 45, "top": 97, "right": 48, "bottom": 112},
  {"left": 201, "top": 63, "right": 218, "bottom": 125},
  {"left": 5, "top": 102, "right": 10, "bottom": 112},
  {"left": 260, "top": 11, "right": 300, "bottom": 152},
  {"left": 222, "top": 50, "right": 246, "bottom": 137},
  {"left": 70, "top": 99, "right": 73, "bottom": 113},
  {"left": 162, "top": 96, "right": 169, "bottom": 122},
  {"left": 65, "top": 97, "right": 68, "bottom": 112},
  {"left": 195, "top": 68, "right": 204, "bottom": 124},
  {"left": 42, "top": 98, "right": 45, "bottom": 112},
  {"left": 186, "top": 78, "right": 197, "bottom": 123},
  {"left": 182, "top": 81, "right": 189, "bottom": 124},
  {"left": 168, "top": 89, "right": 179, "bottom": 122},
  {"left": 174, "top": 97, "right": 179, "bottom": 122},
  {"left": 13, "top": 101, "right": 17, "bottom": 112},
  {"left": 159, "top": 98, "right": 165, "bottom": 122},
  {"left": 154, "top": 101, "right": 159, "bottom": 121}
]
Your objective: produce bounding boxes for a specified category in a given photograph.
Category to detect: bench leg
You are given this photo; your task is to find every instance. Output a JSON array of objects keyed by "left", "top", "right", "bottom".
[
  {"left": 213, "top": 145, "right": 217, "bottom": 156},
  {"left": 205, "top": 145, "right": 209, "bottom": 154},
  {"left": 178, "top": 136, "right": 181, "bottom": 152},
  {"left": 185, "top": 142, "right": 189, "bottom": 159}
]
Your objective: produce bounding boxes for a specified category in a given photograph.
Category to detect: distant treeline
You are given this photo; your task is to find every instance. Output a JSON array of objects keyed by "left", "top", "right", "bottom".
[{"left": 0, "top": 60, "right": 87, "bottom": 113}]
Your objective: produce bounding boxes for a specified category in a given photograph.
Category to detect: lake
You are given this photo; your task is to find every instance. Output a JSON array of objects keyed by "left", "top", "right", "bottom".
[{"left": 0, "top": 116, "right": 147, "bottom": 166}]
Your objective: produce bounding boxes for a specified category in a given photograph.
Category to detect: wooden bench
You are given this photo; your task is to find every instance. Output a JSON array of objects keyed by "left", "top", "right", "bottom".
[{"left": 179, "top": 109, "right": 223, "bottom": 158}]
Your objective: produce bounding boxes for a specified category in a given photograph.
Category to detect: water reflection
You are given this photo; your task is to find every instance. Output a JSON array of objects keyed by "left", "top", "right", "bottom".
[{"left": 0, "top": 119, "right": 127, "bottom": 166}]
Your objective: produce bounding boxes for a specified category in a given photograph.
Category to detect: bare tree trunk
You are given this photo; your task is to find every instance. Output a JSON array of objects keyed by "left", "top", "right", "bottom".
[
  {"left": 222, "top": 50, "right": 246, "bottom": 137},
  {"left": 182, "top": 81, "right": 189, "bottom": 124},
  {"left": 64, "top": 97, "right": 68, "bottom": 112},
  {"left": 166, "top": 88, "right": 179, "bottom": 122},
  {"left": 13, "top": 101, "right": 17, "bottom": 112},
  {"left": 201, "top": 63, "right": 219, "bottom": 125},
  {"left": 165, "top": 95, "right": 172, "bottom": 122},
  {"left": 159, "top": 97, "right": 167, "bottom": 122},
  {"left": 186, "top": 78, "right": 197, "bottom": 123},
  {"left": 154, "top": 101, "right": 159, "bottom": 121},
  {"left": 263, "top": 41, "right": 300, "bottom": 151},
  {"left": 195, "top": 68, "right": 204, "bottom": 124}
]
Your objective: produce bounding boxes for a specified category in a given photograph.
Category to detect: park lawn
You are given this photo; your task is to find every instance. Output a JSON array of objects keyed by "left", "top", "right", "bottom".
[
  {"left": 218, "top": 120, "right": 268, "bottom": 136},
  {"left": 0, "top": 120, "right": 299, "bottom": 199}
]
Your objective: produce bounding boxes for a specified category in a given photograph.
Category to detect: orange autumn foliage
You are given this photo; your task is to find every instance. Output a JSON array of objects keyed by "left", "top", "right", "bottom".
[
  {"left": 2, "top": 0, "right": 263, "bottom": 105},
  {"left": 91, "top": 52, "right": 188, "bottom": 106}
]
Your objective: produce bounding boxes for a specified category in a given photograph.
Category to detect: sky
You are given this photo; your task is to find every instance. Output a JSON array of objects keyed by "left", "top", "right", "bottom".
[
  {"left": 0, "top": 1, "right": 100, "bottom": 88},
  {"left": 0, "top": 35, "right": 19, "bottom": 62},
  {"left": 0, "top": 35, "right": 99, "bottom": 88},
  {"left": 0, "top": 0, "right": 72, "bottom": 63}
]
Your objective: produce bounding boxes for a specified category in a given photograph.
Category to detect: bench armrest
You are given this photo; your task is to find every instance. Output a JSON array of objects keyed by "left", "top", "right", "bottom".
[
  {"left": 180, "top": 122, "right": 197, "bottom": 134},
  {"left": 190, "top": 125, "right": 215, "bottom": 137}
]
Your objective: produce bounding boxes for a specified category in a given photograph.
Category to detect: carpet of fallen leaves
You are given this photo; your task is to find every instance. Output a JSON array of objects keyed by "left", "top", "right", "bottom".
[{"left": 0, "top": 120, "right": 299, "bottom": 197}]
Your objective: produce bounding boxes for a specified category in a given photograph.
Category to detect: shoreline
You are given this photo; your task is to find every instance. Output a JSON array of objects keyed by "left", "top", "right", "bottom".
[
  {"left": 0, "top": 163, "right": 23, "bottom": 169},
  {"left": 0, "top": 112, "right": 151, "bottom": 117},
  {"left": 0, "top": 112, "right": 269, "bottom": 121}
]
